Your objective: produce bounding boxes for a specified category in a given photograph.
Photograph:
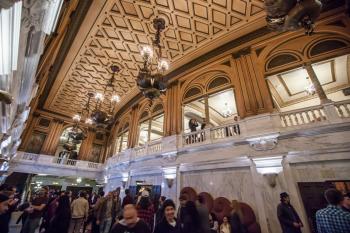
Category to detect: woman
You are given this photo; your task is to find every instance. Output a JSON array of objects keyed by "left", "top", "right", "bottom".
[
  {"left": 220, "top": 216, "right": 231, "bottom": 233},
  {"left": 209, "top": 212, "right": 219, "bottom": 233},
  {"left": 229, "top": 200, "right": 246, "bottom": 233},
  {"left": 154, "top": 199, "right": 180, "bottom": 233},
  {"left": 136, "top": 191, "right": 154, "bottom": 232},
  {"left": 47, "top": 195, "right": 71, "bottom": 233},
  {"left": 179, "top": 200, "right": 201, "bottom": 233}
]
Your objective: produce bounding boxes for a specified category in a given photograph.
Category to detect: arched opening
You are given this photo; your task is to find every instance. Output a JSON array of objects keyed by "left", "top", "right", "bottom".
[{"left": 54, "top": 127, "right": 83, "bottom": 159}]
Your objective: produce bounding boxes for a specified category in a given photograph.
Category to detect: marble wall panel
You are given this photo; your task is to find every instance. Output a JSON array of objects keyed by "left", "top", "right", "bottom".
[
  {"left": 292, "top": 160, "right": 350, "bottom": 182},
  {"left": 180, "top": 167, "right": 257, "bottom": 215}
]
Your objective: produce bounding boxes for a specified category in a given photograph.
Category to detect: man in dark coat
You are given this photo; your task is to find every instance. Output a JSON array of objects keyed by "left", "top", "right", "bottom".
[{"left": 277, "top": 192, "right": 303, "bottom": 233}]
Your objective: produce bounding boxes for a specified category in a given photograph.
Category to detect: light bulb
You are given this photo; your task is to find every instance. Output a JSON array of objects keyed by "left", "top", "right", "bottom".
[
  {"left": 141, "top": 46, "right": 153, "bottom": 61},
  {"left": 158, "top": 59, "right": 169, "bottom": 72},
  {"left": 72, "top": 114, "right": 81, "bottom": 122},
  {"left": 95, "top": 93, "right": 104, "bottom": 101},
  {"left": 85, "top": 118, "right": 93, "bottom": 124},
  {"left": 111, "top": 94, "right": 120, "bottom": 102}
]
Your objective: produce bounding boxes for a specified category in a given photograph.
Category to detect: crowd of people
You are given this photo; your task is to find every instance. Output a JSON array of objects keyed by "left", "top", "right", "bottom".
[{"left": 0, "top": 184, "right": 350, "bottom": 233}]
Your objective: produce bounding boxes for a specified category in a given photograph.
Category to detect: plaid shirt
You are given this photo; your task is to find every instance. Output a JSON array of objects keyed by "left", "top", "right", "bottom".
[
  {"left": 137, "top": 204, "right": 154, "bottom": 231},
  {"left": 316, "top": 205, "right": 350, "bottom": 233}
]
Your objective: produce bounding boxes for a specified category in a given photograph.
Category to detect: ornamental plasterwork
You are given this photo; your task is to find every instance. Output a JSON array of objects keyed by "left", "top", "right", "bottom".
[{"left": 45, "top": 0, "right": 266, "bottom": 116}]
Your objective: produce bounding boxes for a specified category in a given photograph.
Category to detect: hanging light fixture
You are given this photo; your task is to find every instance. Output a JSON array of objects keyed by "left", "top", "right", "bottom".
[
  {"left": 137, "top": 18, "right": 168, "bottom": 100},
  {"left": 76, "top": 65, "right": 121, "bottom": 130},
  {"left": 304, "top": 77, "right": 316, "bottom": 95},
  {"left": 222, "top": 103, "right": 233, "bottom": 118}
]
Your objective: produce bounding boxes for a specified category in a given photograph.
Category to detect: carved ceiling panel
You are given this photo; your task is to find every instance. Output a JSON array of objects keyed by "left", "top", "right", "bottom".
[{"left": 47, "top": 0, "right": 265, "bottom": 116}]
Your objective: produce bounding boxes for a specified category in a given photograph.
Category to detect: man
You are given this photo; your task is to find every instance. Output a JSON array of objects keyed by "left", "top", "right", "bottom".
[
  {"left": 316, "top": 188, "right": 350, "bottom": 233},
  {"left": 342, "top": 192, "right": 350, "bottom": 212},
  {"left": 111, "top": 204, "right": 151, "bottom": 233},
  {"left": 0, "top": 185, "right": 19, "bottom": 233},
  {"left": 196, "top": 195, "right": 210, "bottom": 233},
  {"left": 113, "top": 188, "right": 122, "bottom": 223},
  {"left": 277, "top": 192, "right": 303, "bottom": 233},
  {"left": 177, "top": 195, "right": 187, "bottom": 221},
  {"left": 122, "top": 189, "right": 133, "bottom": 208},
  {"left": 96, "top": 191, "right": 117, "bottom": 233},
  {"left": 0, "top": 194, "right": 9, "bottom": 214},
  {"left": 155, "top": 196, "right": 166, "bottom": 224},
  {"left": 69, "top": 191, "right": 89, "bottom": 233},
  {"left": 21, "top": 188, "right": 49, "bottom": 233}
]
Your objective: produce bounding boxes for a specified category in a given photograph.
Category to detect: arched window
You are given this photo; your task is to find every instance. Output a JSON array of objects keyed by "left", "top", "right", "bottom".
[
  {"left": 138, "top": 104, "right": 164, "bottom": 146},
  {"left": 183, "top": 76, "right": 237, "bottom": 133},
  {"left": 54, "top": 127, "right": 83, "bottom": 156},
  {"left": 114, "top": 122, "right": 130, "bottom": 153}
]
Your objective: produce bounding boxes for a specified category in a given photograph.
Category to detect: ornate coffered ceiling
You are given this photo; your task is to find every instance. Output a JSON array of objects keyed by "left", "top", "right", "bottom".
[{"left": 45, "top": 0, "right": 266, "bottom": 116}]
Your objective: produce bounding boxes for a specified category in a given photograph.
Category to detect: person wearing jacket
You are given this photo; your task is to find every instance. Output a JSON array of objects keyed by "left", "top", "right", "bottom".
[
  {"left": 69, "top": 191, "right": 89, "bottom": 233},
  {"left": 154, "top": 199, "right": 181, "bottom": 233},
  {"left": 277, "top": 192, "right": 303, "bottom": 233},
  {"left": 111, "top": 204, "right": 150, "bottom": 233},
  {"left": 95, "top": 191, "right": 117, "bottom": 233},
  {"left": 47, "top": 195, "right": 71, "bottom": 233}
]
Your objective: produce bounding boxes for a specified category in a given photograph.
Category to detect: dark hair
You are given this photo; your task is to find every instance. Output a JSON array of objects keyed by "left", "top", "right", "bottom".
[
  {"left": 99, "top": 191, "right": 105, "bottom": 197},
  {"left": 197, "top": 195, "right": 204, "bottom": 204},
  {"left": 210, "top": 212, "right": 218, "bottom": 221},
  {"left": 160, "top": 196, "right": 166, "bottom": 202},
  {"left": 79, "top": 191, "right": 86, "bottom": 198},
  {"left": 125, "top": 189, "right": 130, "bottom": 195},
  {"left": 162, "top": 199, "right": 176, "bottom": 213},
  {"left": 138, "top": 196, "right": 151, "bottom": 210},
  {"left": 57, "top": 195, "right": 71, "bottom": 216},
  {"left": 324, "top": 188, "right": 343, "bottom": 205}
]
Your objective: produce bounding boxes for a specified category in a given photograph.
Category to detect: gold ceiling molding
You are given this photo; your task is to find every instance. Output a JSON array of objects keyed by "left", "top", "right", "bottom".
[{"left": 45, "top": 0, "right": 266, "bottom": 116}]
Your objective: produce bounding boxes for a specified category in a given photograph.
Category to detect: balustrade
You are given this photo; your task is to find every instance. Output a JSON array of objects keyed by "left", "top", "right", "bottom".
[
  {"left": 280, "top": 106, "right": 327, "bottom": 127},
  {"left": 335, "top": 100, "right": 350, "bottom": 118}
]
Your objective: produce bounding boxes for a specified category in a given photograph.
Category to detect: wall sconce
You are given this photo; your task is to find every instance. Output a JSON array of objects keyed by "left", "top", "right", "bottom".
[
  {"left": 163, "top": 167, "right": 176, "bottom": 188},
  {"left": 252, "top": 156, "right": 283, "bottom": 188}
]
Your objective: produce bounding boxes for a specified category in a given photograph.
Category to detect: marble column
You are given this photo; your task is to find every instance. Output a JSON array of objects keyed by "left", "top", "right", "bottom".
[{"left": 304, "top": 63, "right": 331, "bottom": 104}]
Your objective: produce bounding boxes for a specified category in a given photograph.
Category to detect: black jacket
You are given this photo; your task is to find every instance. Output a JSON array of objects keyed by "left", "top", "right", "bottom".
[
  {"left": 277, "top": 202, "right": 302, "bottom": 233},
  {"left": 154, "top": 218, "right": 181, "bottom": 233}
]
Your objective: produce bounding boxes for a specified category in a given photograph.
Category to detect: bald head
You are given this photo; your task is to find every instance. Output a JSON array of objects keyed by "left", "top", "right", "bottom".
[{"left": 123, "top": 204, "right": 138, "bottom": 227}]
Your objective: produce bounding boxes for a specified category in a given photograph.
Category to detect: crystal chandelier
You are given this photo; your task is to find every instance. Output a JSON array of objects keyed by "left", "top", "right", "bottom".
[
  {"left": 222, "top": 103, "right": 233, "bottom": 118},
  {"left": 74, "top": 65, "right": 121, "bottom": 130},
  {"left": 137, "top": 18, "right": 168, "bottom": 100},
  {"left": 304, "top": 77, "right": 316, "bottom": 95}
]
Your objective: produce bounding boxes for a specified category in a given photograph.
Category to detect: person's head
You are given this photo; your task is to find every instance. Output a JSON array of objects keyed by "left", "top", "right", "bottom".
[
  {"left": 162, "top": 199, "right": 176, "bottom": 222},
  {"left": 65, "top": 191, "right": 72, "bottom": 197},
  {"left": 60, "top": 191, "right": 65, "bottom": 196},
  {"left": 209, "top": 213, "right": 217, "bottom": 228},
  {"left": 0, "top": 194, "right": 9, "bottom": 214},
  {"left": 79, "top": 191, "right": 86, "bottom": 198},
  {"left": 139, "top": 191, "right": 151, "bottom": 210},
  {"left": 107, "top": 192, "right": 113, "bottom": 199},
  {"left": 123, "top": 204, "right": 138, "bottom": 228},
  {"left": 115, "top": 187, "right": 121, "bottom": 196},
  {"left": 222, "top": 216, "right": 229, "bottom": 223},
  {"left": 99, "top": 190, "right": 105, "bottom": 197},
  {"left": 125, "top": 189, "right": 130, "bottom": 196},
  {"left": 197, "top": 195, "right": 204, "bottom": 205},
  {"left": 280, "top": 192, "right": 290, "bottom": 203},
  {"left": 179, "top": 195, "right": 187, "bottom": 207},
  {"left": 324, "top": 188, "right": 343, "bottom": 206},
  {"left": 159, "top": 196, "right": 166, "bottom": 205},
  {"left": 343, "top": 192, "right": 350, "bottom": 209}
]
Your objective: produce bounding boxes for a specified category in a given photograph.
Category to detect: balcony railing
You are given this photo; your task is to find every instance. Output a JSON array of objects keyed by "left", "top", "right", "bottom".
[
  {"left": 107, "top": 100, "right": 350, "bottom": 166},
  {"left": 280, "top": 105, "right": 327, "bottom": 127},
  {"left": 335, "top": 100, "right": 350, "bottom": 118},
  {"left": 13, "top": 152, "right": 102, "bottom": 170}
]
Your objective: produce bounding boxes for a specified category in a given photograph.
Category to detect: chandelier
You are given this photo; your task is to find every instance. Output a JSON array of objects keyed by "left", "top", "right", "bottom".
[
  {"left": 304, "top": 77, "right": 316, "bottom": 95},
  {"left": 222, "top": 103, "right": 234, "bottom": 118},
  {"left": 264, "top": 0, "right": 322, "bottom": 35},
  {"left": 137, "top": 18, "right": 168, "bottom": 100},
  {"left": 74, "top": 65, "right": 121, "bottom": 130}
]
